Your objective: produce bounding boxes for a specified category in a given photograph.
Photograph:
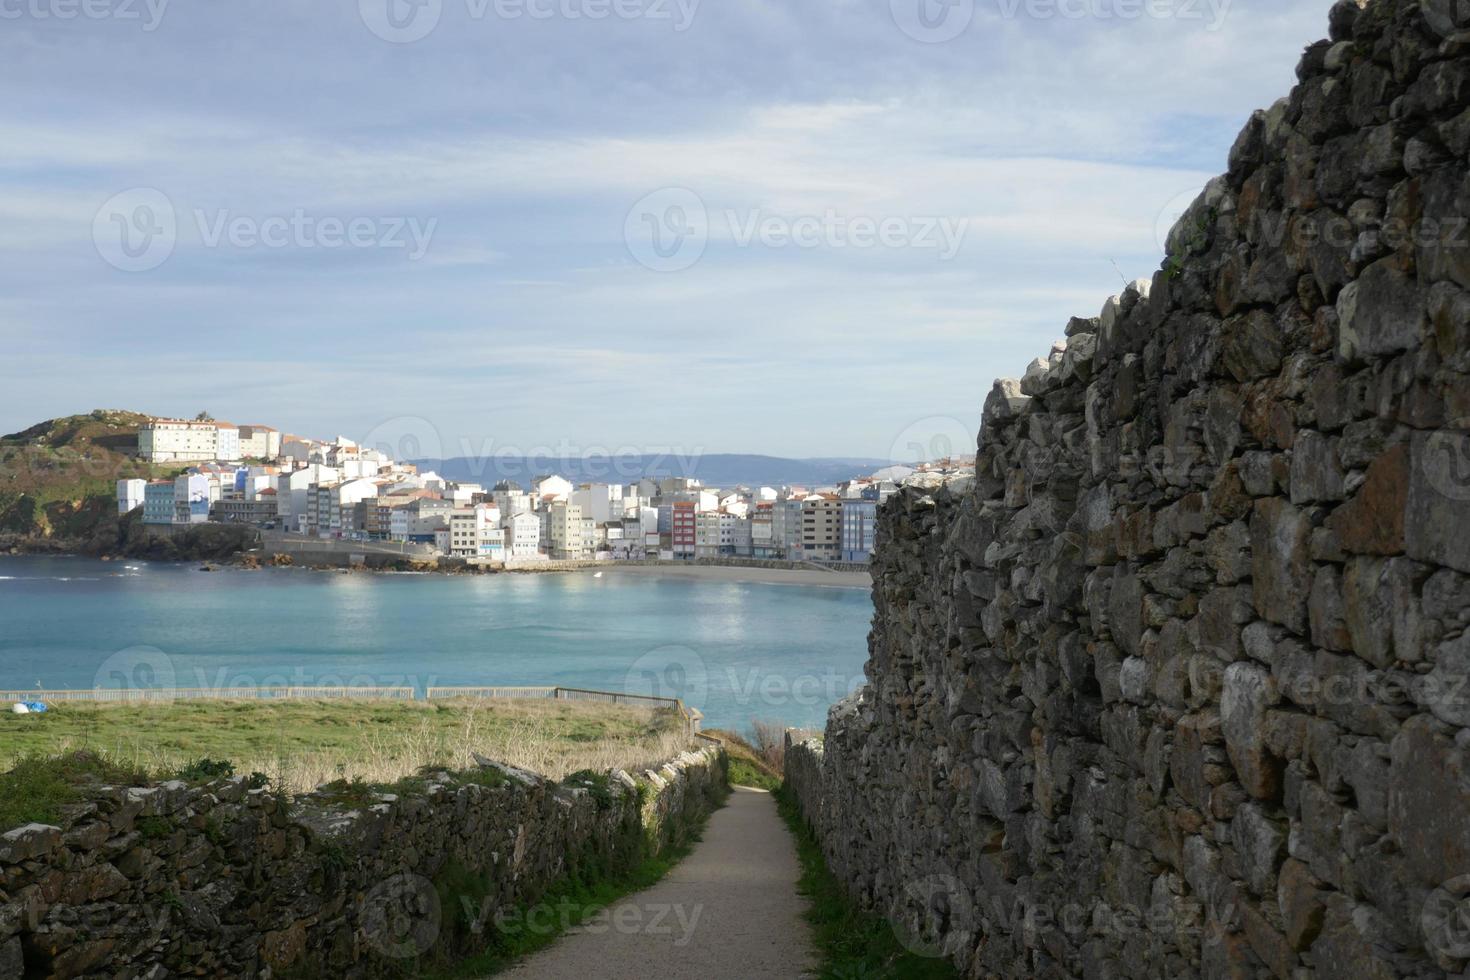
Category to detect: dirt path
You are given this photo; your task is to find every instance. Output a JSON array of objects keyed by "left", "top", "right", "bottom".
[{"left": 504, "top": 787, "right": 815, "bottom": 979}]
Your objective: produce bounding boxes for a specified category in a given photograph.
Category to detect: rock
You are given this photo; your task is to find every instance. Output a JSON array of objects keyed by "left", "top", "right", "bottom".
[
  {"left": 1336, "top": 258, "right": 1427, "bottom": 363},
  {"left": 1232, "top": 802, "right": 1287, "bottom": 895},
  {"left": 1222, "top": 662, "right": 1283, "bottom": 800},
  {"left": 1328, "top": 442, "right": 1409, "bottom": 556},
  {"left": 0, "top": 824, "right": 61, "bottom": 864},
  {"left": 1251, "top": 498, "right": 1313, "bottom": 634},
  {"left": 1277, "top": 858, "right": 1328, "bottom": 950},
  {"left": 1222, "top": 309, "right": 1285, "bottom": 381},
  {"left": 1388, "top": 716, "right": 1470, "bottom": 884},
  {"left": 1406, "top": 429, "right": 1470, "bottom": 573}
]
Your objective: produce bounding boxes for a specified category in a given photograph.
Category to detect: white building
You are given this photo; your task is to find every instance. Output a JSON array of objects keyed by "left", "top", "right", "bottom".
[
  {"left": 534, "top": 474, "right": 574, "bottom": 499},
  {"left": 237, "top": 425, "right": 282, "bottom": 460},
  {"left": 547, "top": 501, "right": 587, "bottom": 560},
  {"left": 503, "top": 512, "right": 541, "bottom": 558},
  {"left": 138, "top": 419, "right": 225, "bottom": 462},
  {"left": 116, "top": 479, "right": 146, "bottom": 515}
]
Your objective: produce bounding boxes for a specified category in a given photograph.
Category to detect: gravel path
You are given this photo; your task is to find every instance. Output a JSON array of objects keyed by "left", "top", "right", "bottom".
[{"left": 504, "top": 787, "right": 815, "bottom": 979}]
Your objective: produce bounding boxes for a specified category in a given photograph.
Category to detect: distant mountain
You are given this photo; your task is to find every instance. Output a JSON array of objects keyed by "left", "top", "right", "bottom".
[{"left": 414, "top": 454, "right": 894, "bottom": 490}]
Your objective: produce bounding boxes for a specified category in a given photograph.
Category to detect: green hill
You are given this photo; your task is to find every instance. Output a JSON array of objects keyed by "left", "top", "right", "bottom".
[{"left": 0, "top": 409, "right": 168, "bottom": 540}]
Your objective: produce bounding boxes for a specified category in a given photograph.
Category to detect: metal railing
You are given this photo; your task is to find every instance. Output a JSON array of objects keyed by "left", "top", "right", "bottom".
[
  {"left": 0, "top": 686, "right": 416, "bottom": 702},
  {"left": 5, "top": 685, "right": 703, "bottom": 733}
]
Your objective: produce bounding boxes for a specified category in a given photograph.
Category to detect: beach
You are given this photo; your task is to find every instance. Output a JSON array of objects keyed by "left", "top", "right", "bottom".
[{"left": 593, "top": 562, "right": 872, "bottom": 590}]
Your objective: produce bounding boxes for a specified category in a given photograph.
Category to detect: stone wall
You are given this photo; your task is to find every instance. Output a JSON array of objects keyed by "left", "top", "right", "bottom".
[
  {"left": 1, "top": 746, "right": 725, "bottom": 978},
  {"left": 786, "top": 2, "right": 1470, "bottom": 977}
]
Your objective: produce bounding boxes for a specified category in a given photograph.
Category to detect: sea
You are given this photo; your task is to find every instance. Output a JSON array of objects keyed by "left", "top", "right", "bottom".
[{"left": 0, "top": 555, "right": 872, "bottom": 731}]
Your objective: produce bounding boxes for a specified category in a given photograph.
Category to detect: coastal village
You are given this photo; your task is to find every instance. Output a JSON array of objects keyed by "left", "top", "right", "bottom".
[{"left": 115, "top": 416, "right": 975, "bottom": 565}]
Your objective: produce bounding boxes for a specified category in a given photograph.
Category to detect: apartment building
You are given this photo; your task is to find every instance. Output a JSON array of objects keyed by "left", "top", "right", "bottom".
[
  {"left": 547, "top": 501, "right": 588, "bottom": 560},
  {"left": 138, "top": 419, "right": 240, "bottom": 463},
  {"left": 503, "top": 511, "right": 541, "bottom": 558},
  {"left": 142, "top": 481, "right": 175, "bottom": 524},
  {"left": 800, "top": 495, "right": 842, "bottom": 562},
  {"left": 671, "top": 500, "right": 696, "bottom": 560},
  {"left": 840, "top": 497, "right": 878, "bottom": 563},
  {"left": 116, "top": 479, "right": 146, "bottom": 515}
]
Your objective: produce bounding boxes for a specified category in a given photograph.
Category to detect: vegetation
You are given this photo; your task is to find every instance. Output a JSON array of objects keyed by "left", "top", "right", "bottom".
[
  {"left": 0, "top": 698, "right": 695, "bottom": 798},
  {"left": 775, "top": 784, "right": 961, "bottom": 980},
  {"left": 0, "top": 409, "right": 175, "bottom": 541},
  {"left": 0, "top": 751, "right": 152, "bottom": 829},
  {"left": 708, "top": 728, "right": 782, "bottom": 791}
]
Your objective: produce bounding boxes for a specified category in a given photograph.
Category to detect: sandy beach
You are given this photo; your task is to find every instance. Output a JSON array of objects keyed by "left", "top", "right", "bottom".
[{"left": 594, "top": 562, "right": 872, "bottom": 590}]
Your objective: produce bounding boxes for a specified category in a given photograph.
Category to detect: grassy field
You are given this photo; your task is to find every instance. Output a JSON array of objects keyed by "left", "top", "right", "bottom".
[{"left": 0, "top": 698, "right": 694, "bottom": 797}]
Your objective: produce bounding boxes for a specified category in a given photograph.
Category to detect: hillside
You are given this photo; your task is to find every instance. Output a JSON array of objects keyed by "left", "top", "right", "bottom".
[
  {"left": 0, "top": 410, "right": 163, "bottom": 541},
  {"left": 0, "top": 410, "right": 255, "bottom": 558}
]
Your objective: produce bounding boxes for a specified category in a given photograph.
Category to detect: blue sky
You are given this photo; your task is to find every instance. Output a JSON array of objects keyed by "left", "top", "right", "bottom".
[{"left": 2, "top": 0, "right": 1330, "bottom": 461}]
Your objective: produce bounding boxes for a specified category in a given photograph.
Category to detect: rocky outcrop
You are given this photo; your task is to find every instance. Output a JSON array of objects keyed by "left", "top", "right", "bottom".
[
  {"left": 786, "top": 2, "right": 1470, "bottom": 977},
  {"left": 0, "top": 747, "right": 725, "bottom": 978}
]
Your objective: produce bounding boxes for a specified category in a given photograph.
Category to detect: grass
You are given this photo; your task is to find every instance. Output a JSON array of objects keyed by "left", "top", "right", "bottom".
[
  {"left": 774, "top": 784, "right": 961, "bottom": 980},
  {"left": 0, "top": 751, "right": 152, "bottom": 830},
  {"left": 708, "top": 728, "right": 782, "bottom": 791},
  {"left": 0, "top": 698, "right": 695, "bottom": 801}
]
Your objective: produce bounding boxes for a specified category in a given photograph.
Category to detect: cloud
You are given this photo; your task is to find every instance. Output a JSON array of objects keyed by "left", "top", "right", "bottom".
[{"left": 0, "top": 0, "right": 1333, "bottom": 457}]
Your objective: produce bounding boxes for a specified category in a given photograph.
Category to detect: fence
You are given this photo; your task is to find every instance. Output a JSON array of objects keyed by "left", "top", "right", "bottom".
[
  {"left": 3, "top": 685, "right": 703, "bottom": 731},
  {"left": 1, "top": 687, "right": 415, "bottom": 703}
]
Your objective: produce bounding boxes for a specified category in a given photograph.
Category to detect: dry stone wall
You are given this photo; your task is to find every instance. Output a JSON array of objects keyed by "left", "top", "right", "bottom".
[
  {"left": 786, "top": 2, "right": 1470, "bottom": 977},
  {"left": 0, "top": 747, "right": 725, "bottom": 979}
]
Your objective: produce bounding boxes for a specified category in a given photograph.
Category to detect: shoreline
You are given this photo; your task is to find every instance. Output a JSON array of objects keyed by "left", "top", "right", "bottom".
[
  {"left": 588, "top": 562, "right": 871, "bottom": 589},
  {"left": 0, "top": 550, "right": 874, "bottom": 589}
]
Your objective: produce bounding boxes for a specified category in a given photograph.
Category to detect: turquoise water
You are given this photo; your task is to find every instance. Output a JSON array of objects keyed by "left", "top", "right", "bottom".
[{"left": 0, "top": 556, "right": 871, "bottom": 730}]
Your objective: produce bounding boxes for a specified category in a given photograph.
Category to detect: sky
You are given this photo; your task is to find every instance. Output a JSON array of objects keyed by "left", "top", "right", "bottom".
[{"left": 1, "top": 0, "right": 1333, "bottom": 462}]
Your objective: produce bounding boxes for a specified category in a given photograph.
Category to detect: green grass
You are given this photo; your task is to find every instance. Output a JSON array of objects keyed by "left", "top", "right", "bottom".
[
  {"left": 728, "top": 756, "right": 781, "bottom": 791},
  {"left": 0, "top": 698, "right": 692, "bottom": 799},
  {"left": 0, "top": 752, "right": 153, "bottom": 829},
  {"left": 706, "top": 727, "right": 783, "bottom": 792},
  {"left": 774, "top": 784, "right": 961, "bottom": 980}
]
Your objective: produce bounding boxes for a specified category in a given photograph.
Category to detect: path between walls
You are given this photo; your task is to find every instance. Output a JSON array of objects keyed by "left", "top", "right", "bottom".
[{"left": 504, "top": 787, "right": 815, "bottom": 979}]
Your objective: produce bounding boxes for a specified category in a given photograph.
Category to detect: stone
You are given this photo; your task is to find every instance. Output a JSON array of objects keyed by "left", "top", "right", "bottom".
[
  {"left": 1276, "top": 859, "right": 1328, "bottom": 950},
  {"left": 1221, "top": 662, "right": 1283, "bottom": 800},
  {"left": 0, "top": 824, "right": 62, "bottom": 865},
  {"left": 1388, "top": 716, "right": 1470, "bottom": 884},
  {"left": 1406, "top": 429, "right": 1470, "bottom": 574},
  {"left": 1232, "top": 802, "right": 1287, "bottom": 896},
  {"left": 1335, "top": 258, "right": 1427, "bottom": 364},
  {"left": 1328, "top": 442, "right": 1408, "bottom": 556},
  {"left": 1222, "top": 309, "right": 1284, "bottom": 381},
  {"left": 1251, "top": 498, "right": 1313, "bottom": 634},
  {"left": 1290, "top": 430, "right": 1345, "bottom": 503}
]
